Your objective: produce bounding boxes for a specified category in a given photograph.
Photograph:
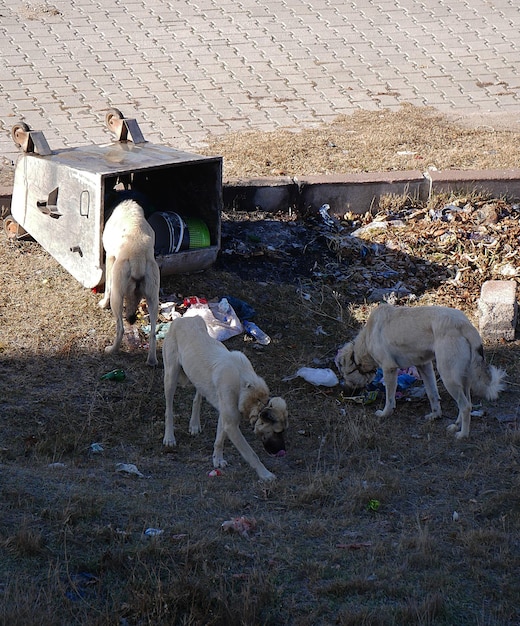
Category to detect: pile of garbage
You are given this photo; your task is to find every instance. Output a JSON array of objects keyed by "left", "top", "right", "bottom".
[{"left": 218, "top": 197, "right": 520, "bottom": 305}]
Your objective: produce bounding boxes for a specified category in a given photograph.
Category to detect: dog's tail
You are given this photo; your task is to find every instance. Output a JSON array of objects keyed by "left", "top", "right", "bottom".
[
  {"left": 471, "top": 344, "right": 506, "bottom": 400},
  {"left": 125, "top": 275, "right": 143, "bottom": 325}
]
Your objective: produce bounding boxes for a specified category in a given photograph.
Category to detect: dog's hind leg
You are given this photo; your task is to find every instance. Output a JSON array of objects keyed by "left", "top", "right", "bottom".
[
  {"left": 104, "top": 280, "right": 124, "bottom": 355},
  {"left": 438, "top": 339, "right": 473, "bottom": 438},
  {"left": 98, "top": 255, "right": 114, "bottom": 309},
  {"left": 189, "top": 391, "right": 203, "bottom": 435},
  {"left": 416, "top": 362, "right": 442, "bottom": 421},
  {"left": 376, "top": 368, "right": 398, "bottom": 418},
  {"left": 443, "top": 379, "right": 472, "bottom": 439},
  {"left": 212, "top": 414, "right": 229, "bottom": 469}
]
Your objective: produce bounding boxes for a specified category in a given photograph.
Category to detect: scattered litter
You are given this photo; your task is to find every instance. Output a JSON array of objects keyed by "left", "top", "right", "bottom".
[
  {"left": 243, "top": 320, "right": 271, "bottom": 345},
  {"left": 314, "top": 325, "right": 329, "bottom": 336},
  {"left": 89, "top": 442, "right": 104, "bottom": 454},
  {"left": 159, "top": 301, "right": 179, "bottom": 319},
  {"left": 144, "top": 528, "right": 164, "bottom": 537},
  {"left": 342, "top": 390, "right": 379, "bottom": 405},
  {"left": 124, "top": 327, "right": 142, "bottom": 350},
  {"left": 350, "top": 221, "right": 389, "bottom": 238},
  {"left": 48, "top": 462, "right": 66, "bottom": 469},
  {"left": 223, "top": 295, "right": 256, "bottom": 321},
  {"left": 368, "top": 367, "right": 423, "bottom": 401},
  {"left": 367, "top": 499, "right": 381, "bottom": 512},
  {"left": 452, "top": 511, "right": 460, "bottom": 522},
  {"left": 184, "top": 296, "right": 243, "bottom": 341},
  {"left": 142, "top": 321, "right": 173, "bottom": 340},
  {"left": 337, "top": 542, "right": 372, "bottom": 549},
  {"left": 115, "top": 463, "right": 145, "bottom": 478},
  {"left": 100, "top": 368, "right": 126, "bottom": 381},
  {"left": 319, "top": 203, "right": 342, "bottom": 230},
  {"left": 208, "top": 469, "right": 222, "bottom": 477},
  {"left": 64, "top": 572, "right": 99, "bottom": 601},
  {"left": 221, "top": 516, "right": 257, "bottom": 538},
  {"left": 285, "top": 367, "right": 339, "bottom": 387}
]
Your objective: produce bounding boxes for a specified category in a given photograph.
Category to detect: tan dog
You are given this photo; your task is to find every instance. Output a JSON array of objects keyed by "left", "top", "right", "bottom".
[
  {"left": 162, "top": 315, "right": 288, "bottom": 481},
  {"left": 335, "top": 304, "right": 506, "bottom": 438},
  {"left": 98, "top": 198, "right": 160, "bottom": 366}
]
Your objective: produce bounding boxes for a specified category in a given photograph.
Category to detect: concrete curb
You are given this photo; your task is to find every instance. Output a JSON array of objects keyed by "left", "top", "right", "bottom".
[
  {"left": 223, "top": 168, "right": 520, "bottom": 215},
  {"left": 3, "top": 168, "right": 520, "bottom": 217}
]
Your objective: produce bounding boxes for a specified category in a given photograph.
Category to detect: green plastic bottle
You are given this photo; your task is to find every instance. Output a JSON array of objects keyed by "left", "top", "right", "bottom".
[{"left": 100, "top": 368, "right": 126, "bottom": 381}]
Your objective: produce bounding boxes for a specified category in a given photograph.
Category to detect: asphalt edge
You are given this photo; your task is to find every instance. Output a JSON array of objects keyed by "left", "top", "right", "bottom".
[{"left": 2, "top": 168, "right": 520, "bottom": 218}]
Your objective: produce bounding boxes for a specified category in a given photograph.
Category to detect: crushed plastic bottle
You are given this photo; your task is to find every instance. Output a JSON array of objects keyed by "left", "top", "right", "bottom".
[
  {"left": 243, "top": 320, "right": 271, "bottom": 345},
  {"left": 100, "top": 368, "right": 126, "bottom": 381}
]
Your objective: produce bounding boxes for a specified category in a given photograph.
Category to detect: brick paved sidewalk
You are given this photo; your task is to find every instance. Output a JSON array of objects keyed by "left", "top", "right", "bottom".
[{"left": 0, "top": 0, "right": 519, "bottom": 166}]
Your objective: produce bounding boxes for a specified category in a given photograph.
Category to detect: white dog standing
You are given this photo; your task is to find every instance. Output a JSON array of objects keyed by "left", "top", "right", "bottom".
[
  {"left": 162, "top": 315, "right": 288, "bottom": 481},
  {"left": 98, "top": 198, "right": 160, "bottom": 366},
  {"left": 336, "top": 304, "right": 506, "bottom": 438}
]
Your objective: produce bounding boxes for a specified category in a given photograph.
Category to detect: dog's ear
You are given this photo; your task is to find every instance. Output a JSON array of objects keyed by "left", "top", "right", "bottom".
[
  {"left": 335, "top": 342, "right": 354, "bottom": 372},
  {"left": 259, "top": 397, "right": 288, "bottom": 432}
]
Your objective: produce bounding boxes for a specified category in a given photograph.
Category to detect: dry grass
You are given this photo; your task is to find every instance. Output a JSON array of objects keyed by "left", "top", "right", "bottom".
[
  {"left": 1, "top": 107, "right": 520, "bottom": 625},
  {"left": 203, "top": 105, "right": 520, "bottom": 178}
]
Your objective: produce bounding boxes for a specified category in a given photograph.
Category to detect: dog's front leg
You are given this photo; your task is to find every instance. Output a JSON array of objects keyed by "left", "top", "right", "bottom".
[
  {"left": 223, "top": 419, "right": 276, "bottom": 482},
  {"left": 163, "top": 366, "right": 181, "bottom": 447},
  {"left": 376, "top": 368, "right": 398, "bottom": 418},
  {"left": 417, "top": 362, "right": 442, "bottom": 420},
  {"left": 189, "top": 391, "right": 203, "bottom": 435}
]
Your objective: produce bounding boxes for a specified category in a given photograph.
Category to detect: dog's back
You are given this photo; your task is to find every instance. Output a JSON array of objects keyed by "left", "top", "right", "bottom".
[
  {"left": 373, "top": 304, "right": 505, "bottom": 401},
  {"left": 167, "top": 315, "right": 269, "bottom": 412},
  {"left": 100, "top": 198, "right": 159, "bottom": 365}
]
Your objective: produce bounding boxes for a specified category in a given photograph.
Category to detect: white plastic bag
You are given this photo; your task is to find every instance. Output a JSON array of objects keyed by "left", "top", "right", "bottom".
[
  {"left": 295, "top": 367, "right": 339, "bottom": 387},
  {"left": 184, "top": 298, "right": 243, "bottom": 341}
]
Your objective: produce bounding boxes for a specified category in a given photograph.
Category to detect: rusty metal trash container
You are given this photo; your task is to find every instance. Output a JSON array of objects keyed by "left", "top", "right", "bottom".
[{"left": 8, "top": 109, "right": 222, "bottom": 288}]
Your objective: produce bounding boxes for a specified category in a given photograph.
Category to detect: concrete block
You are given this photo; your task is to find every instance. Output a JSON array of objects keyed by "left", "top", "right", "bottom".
[
  {"left": 478, "top": 280, "right": 518, "bottom": 341},
  {"left": 429, "top": 168, "right": 520, "bottom": 201}
]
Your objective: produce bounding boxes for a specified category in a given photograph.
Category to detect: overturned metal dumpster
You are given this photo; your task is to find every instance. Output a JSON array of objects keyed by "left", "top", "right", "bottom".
[{"left": 7, "top": 109, "right": 222, "bottom": 288}]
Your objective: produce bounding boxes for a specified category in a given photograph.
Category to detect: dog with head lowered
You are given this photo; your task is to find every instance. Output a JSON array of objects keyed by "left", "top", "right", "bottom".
[
  {"left": 162, "top": 315, "right": 288, "bottom": 481},
  {"left": 98, "top": 198, "right": 160, "bottom": 366},
  {"left": 335, "top": 304, "right": 506, "bottom": 439}
]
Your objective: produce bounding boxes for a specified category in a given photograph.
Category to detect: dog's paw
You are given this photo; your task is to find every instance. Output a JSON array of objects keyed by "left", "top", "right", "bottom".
[
  {"left": 375, "top": 409, "right": 393, "bottom": 418},
  {"left": 446, "top": 423, "right": 459, "bottom": 434},
  {"left": 162, "top": 436, "right": 177, "bottom": 447},
  {"left": 104, "top": 345, "right": 118, "bottom": 355},
  {"left": 98, "top": 298, "right": 109, "bottom": 310},
  {"left": 259, "top": 471, "right": 276, "bottom": 482},
  {"left": 146, "top": 356, "right": 158, "bottom": 367},
  {"left": 213, "top": 456, "right": 228, "bottom": 469},
  {"left": 424, "top": 411, "right": 442, "bottom": 422},
  {"left": 454, "top": 430, "right": 469, "bottom": 440},
  {"left": 189, "top": 424, "right": 202, "bottom": 435}
]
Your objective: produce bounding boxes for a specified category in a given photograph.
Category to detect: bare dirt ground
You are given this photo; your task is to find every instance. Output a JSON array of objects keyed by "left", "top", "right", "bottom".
[{"left": 1, "top": 106, "right": 520, "bottom": 625}]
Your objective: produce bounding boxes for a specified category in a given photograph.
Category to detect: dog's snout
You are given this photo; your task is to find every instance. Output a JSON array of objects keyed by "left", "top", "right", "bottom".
[{"left": 262, "top": 431, "right": 286, "bottom": 455}]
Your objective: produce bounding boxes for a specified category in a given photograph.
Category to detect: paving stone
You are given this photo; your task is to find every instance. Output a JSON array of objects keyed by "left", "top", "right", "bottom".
[{"left": 478, "top": 280, "right": 518, "bottom": 342}]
